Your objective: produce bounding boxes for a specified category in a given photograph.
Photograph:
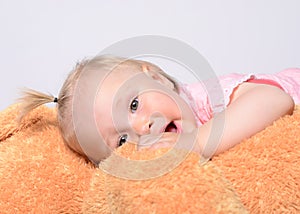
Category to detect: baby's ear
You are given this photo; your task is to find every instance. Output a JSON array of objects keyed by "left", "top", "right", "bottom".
[{"left": 142, "top": 64, "right": 176, "bottom": 91}]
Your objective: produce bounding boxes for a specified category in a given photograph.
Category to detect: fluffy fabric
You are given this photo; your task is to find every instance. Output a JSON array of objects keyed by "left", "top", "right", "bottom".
[{"left": 0, "top": 104, "right": 299, "bottom": 213}]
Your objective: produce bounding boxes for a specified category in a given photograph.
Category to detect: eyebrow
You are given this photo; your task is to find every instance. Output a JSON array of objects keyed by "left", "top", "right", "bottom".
[
  {"left": 115, "top": 95, "right": 125, "bottom": 110},
  {"left": 104, "top": 121, "right": 128, "bottom": 148},
  {"left": 101, "top": 128, "right": 117, "bottom": 149}
]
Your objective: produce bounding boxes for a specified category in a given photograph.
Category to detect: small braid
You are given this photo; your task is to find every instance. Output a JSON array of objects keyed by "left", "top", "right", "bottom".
[{"left": 18, "top": 88, "right": 58, "bottom": 122}]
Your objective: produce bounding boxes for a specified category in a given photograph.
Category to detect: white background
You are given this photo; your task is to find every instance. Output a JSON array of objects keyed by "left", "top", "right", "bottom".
[{"left": 1, "top": 0, "right": 299, "bottom": 110}]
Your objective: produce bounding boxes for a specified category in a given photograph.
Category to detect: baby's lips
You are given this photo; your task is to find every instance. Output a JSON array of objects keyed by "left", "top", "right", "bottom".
[
  {"left": 177, "top": 120, "right": 196, "bottom": 133},
  {"left": 173, "top": 121, "right": 182, "bottom": 133}
]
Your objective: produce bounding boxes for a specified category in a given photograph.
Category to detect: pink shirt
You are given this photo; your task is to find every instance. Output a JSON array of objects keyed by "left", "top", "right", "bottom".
[{"left": 179, "top": 68, "right": 300, "bottom": 125}]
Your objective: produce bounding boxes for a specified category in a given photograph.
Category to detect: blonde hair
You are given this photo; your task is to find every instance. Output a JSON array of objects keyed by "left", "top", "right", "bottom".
[{"left": 18, "top": 55, "right": 178, "bottom": 160}]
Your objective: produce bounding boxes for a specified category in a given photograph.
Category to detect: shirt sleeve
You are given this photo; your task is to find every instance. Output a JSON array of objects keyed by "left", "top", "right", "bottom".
[
  {"left": 179, "top": 78, "right": 226, "bottom": 125},
  {"left": 180, "top": 69, "right": 300, "bottom": 125}
]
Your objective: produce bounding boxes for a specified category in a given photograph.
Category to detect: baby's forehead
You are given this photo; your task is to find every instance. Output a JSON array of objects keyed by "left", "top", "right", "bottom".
[
  {"left": 103, "top": 63, "right": 143, "bottom": 82},
  {"left": 112, "top": 62, "right": 142, "bottom": 74}
]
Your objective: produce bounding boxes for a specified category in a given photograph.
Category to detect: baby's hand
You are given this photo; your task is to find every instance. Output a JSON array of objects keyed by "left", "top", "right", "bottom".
[
  {"left": 138, "top": 130, "right": 198, "bottom": 152},
  {"left": 138, "top": 132, "right": 179, "bottom": 150}
]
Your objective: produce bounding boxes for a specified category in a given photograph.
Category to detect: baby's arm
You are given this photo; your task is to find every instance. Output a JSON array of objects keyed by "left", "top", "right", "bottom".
[
  {"left": 142, "top": 82, "right": 294, "bottom": 158},
  {"left": 193, "top": 82, "right": 295, "bottom": 157}
]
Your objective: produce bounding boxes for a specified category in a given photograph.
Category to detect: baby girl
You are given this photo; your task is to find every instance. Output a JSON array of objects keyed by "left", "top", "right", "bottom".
[{"left": 19, "top": 55, "right": 300, "bottom": 164}]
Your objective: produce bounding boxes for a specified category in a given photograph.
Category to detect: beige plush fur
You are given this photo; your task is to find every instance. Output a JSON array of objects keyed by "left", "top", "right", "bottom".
[{"left": 0, "top": 104, "right": 299, "bottom": 213}]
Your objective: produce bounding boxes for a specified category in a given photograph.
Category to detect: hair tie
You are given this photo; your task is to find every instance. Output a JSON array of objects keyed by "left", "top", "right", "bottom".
[{"left": 53, "top": 97, "right": 58, "bottom": 103}]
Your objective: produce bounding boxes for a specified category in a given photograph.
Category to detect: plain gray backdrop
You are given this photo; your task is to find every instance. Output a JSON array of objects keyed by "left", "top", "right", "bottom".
[{"left": 1, "top": 0, "right": 299, "bottom": 110}]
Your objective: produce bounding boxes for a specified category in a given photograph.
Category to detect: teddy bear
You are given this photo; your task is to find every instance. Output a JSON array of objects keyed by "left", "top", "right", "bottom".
[{"left": 0, "top": 104, "right": 299, "bottom": 213}]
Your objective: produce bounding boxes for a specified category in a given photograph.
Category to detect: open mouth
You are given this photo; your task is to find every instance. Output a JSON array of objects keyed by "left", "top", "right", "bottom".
[{"left": 164, "top": 121, "right": 178, "bottom": 133}]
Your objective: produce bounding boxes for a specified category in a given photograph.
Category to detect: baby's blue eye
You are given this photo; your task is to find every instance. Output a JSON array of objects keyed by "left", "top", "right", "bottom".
[
  {"left": 118, "top": 134, "right": 128, "bottom": 147},
  {"left": 130, "top": 97, "right": 139, "bottom": 113}
]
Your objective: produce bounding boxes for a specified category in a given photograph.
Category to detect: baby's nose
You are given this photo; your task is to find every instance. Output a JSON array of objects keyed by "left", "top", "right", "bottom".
[
  {"left": 130, "top": 115, "right": 150, "bottom": 135},
  {"left": 131, "top": 113, "right": 166, "bottom": 135}
]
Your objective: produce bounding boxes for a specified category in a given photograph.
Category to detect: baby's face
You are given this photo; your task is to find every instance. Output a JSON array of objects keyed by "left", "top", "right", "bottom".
[{"left": 94, "top": 65, "right": 196, "bottom": 150}]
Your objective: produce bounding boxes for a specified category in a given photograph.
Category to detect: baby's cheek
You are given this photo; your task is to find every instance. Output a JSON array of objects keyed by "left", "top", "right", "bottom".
[{"left": 108, "top": 141, "right": 118, "bottom": 149}]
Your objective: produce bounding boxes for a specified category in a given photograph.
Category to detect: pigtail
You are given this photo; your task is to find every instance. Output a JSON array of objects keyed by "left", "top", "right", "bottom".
[{"left": 17, "top": 88, "right": 58, "bottom": 122}]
